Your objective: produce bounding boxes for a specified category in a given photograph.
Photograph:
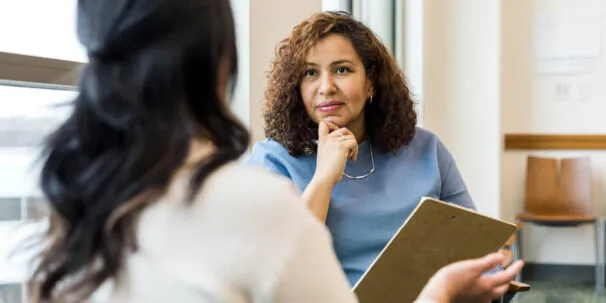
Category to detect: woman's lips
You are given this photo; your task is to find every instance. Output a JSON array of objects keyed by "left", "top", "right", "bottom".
[{"left": 317, "top": 101, "right": 344, "bottom": 113}]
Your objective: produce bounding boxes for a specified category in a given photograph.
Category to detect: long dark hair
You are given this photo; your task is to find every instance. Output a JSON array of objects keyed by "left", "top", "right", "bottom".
[{"left": 30, "top": 0, "right": 248, "bottom": 301}]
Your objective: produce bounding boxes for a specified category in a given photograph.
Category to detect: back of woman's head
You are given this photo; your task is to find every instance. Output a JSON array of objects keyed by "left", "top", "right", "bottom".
[{"left": 30, "top": 0, "right": 247, "bottom": 301}]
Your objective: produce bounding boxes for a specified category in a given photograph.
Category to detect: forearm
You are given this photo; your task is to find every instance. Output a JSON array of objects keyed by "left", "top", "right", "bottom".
[
  {"left": 301, "top": 178, "right": 334, "bottom": 223},
  {"left": 415, "top": 291, "right": 448, "bottom": 303},
  {"left": 415, "top": 274, "right": 452, "bottom": 303}
]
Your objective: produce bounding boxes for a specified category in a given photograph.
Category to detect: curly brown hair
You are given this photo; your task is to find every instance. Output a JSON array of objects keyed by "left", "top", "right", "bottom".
[{"left": 263, "top": 11, "right": 417, "bottom": 156}]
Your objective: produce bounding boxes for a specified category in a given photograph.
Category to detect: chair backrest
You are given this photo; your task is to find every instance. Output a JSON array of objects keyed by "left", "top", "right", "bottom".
[{"left": 524, "top": 156, "right": 592, "bottom": 216}]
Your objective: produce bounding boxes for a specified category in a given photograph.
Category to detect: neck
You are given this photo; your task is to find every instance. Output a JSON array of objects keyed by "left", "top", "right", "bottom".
[
  {"left": 184, "top": 139, "right": 215, "bottom": 167},
  {"left": 347, "top": 117, "right": 366, "bottom": 144}
]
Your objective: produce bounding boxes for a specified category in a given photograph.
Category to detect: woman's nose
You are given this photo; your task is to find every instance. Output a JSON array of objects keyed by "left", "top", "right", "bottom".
[{"left": 319, "top": 74, "right": 337, "bottom": 96}]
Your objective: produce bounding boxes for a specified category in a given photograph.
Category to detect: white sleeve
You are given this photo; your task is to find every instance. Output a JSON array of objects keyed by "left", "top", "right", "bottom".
[{"left": 268, "top": 221, "right": 359, "bottom": 303}]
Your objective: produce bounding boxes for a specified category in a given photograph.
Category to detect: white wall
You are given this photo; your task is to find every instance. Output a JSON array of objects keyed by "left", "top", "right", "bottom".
[
  {"left": 419, "top": 0, "right": 605, "bottom": 264},
  {"left": 402, "top": 0, "right": 423, "bottom": 123},
  {"left": 249, "top": 0, "right": 322, "bottom": 142},
  {"left": 0, "top": 0, "right": 85, "bottom": 62},
  {"left": 501, "top": 0, "right": 606, "bottom": 264},
  {"left": 230, "top": 0, "right": 250, "bottom": 128},
  {"left": 421, "top": 0, "right": 502, "bottom": 218}
]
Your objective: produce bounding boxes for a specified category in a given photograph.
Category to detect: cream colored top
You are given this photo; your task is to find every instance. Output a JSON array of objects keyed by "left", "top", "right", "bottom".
[{"left": 101, "top": 162, "right": 358, "bottom": 303}]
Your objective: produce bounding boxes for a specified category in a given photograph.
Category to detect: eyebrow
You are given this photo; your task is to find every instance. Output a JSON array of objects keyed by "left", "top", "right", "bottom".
[{"left": 305, "top": 59, "right": 356, "bottom": 66}]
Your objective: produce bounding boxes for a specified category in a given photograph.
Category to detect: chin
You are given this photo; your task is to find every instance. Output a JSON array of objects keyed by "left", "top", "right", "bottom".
[{"left": 321, "top": 116, "right": 349, "bottom": 127}]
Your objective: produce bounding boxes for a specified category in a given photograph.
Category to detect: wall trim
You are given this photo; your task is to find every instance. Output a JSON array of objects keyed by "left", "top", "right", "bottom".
[
  {"left": 0, "top": 51, "right": 83, "bottom": 88},
  {"left": 504, "top": 134, "right": 606, "bottom": 150}
]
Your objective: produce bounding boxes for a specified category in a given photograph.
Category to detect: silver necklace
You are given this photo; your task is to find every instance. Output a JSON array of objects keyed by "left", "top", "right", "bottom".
[{"left": 344, "top": 142, "right": 375, "bottom": 180}]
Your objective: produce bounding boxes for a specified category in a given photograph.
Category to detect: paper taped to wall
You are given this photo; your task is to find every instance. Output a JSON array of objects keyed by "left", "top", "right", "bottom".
[{"left": 534, "top": 12, "right": 603, "bottom": 74}]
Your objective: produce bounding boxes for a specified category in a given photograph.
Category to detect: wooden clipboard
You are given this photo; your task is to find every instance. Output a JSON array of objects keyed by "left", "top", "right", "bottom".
[{"left": 352, "top": 197, "right": 517, "bottom": 303}]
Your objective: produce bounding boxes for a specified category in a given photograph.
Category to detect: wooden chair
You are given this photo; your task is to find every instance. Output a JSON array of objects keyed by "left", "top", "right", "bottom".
[{"left": 513, "top": 156, "right": 603, "bottom": 292}]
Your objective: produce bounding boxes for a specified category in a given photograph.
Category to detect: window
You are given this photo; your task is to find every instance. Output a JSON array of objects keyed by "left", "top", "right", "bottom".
[
  {"left": 0, "top": 284, "right": 23, "bottom": 303},
  {"left": 0, "top": 73, "right": 77, "bottom": 303},
  {"left": 0, "top": 85, "right": 74, "bottom": 198}
]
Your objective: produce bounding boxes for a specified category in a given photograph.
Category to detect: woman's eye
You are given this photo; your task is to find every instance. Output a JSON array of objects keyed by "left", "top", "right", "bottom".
[
  {"left": 304, "top": 69, "right": 317, "bottom": 77},
  {"left": 336, "top": 66, "right": 351, "bottom": 74}
]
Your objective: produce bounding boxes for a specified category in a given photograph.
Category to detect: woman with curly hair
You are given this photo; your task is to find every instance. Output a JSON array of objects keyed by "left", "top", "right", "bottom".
[{"left": 247, "top": 11, "right": 477, "bottom": 287}]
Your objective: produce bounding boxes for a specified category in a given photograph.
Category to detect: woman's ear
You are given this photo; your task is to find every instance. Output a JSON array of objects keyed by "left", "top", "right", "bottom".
[{"left": 366, "top": 80, "right": 374, "bottom": 98}]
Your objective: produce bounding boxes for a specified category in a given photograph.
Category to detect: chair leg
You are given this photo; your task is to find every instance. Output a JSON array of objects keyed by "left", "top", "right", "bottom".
[
  {"left": 513, "top": 224, "right": 523, "bottom": 282},
  {"left": 595, "top": 219, "right": 605, "bottom": 294}
]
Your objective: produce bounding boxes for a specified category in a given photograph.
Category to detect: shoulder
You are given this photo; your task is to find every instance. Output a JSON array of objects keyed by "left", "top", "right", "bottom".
[
  {"left": 247, "top": 138, "right": 293, "bottom": 165},
  {"left": 135, "top": 163, "right": 324, "bottom": 295},
  {"left": 402, "top": 127, "right": 444, "bottom": 153},
  {"left": 397, "top": 127, "right": 454, "bottom": 167},
  {"left": 203, "top": 163, "right": 301, "bottom": 209},
  {"left": 246, "top": 138, "right": 302, "bottom": 177},
  {"left": 144, "top": 163, "right": 308, "bottom": 228},
  {"left": 141, "top": 163, "right": 316, "bottom": 252},
  {"left": 193, "top": 163, "right": 321, "bottom": 236},
  {"left": 195, "top": 163, "right": 324, "bottom": 262},
  {"left": 249, "top": 138, "right": 291, "bottom": 158},
  {"left": 412, "top": 126, "right": 439, "bottom": 142},
  {"left": 414, "top": 127, "right": 452, "bottom": 159}
]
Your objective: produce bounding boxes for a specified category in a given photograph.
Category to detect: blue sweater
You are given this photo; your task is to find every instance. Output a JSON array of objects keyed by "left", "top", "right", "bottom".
[{"left": 247, "top": 127, "right": 476, "bottom": 286}]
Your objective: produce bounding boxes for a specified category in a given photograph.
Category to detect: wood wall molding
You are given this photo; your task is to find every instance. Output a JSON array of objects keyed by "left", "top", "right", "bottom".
[
  {"left": 0, "top": 51, "right": 83, "bottom": 88},
  {"left": 505, "top": 134, "right": 606, "bottom": 150}
]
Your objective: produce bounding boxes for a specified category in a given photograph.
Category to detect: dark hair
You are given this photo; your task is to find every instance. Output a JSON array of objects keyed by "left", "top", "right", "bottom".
[
  {"left": 30, "top": 0, "right": 248, "bottom": 301},
  {"left": 264, "top": 11, "right": 417, "bottom": 156}
]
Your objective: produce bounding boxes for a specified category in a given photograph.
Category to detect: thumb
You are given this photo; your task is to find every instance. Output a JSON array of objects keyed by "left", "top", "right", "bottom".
[{"left": 318, "top": 121, "right": 329, "bottom": 141}]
